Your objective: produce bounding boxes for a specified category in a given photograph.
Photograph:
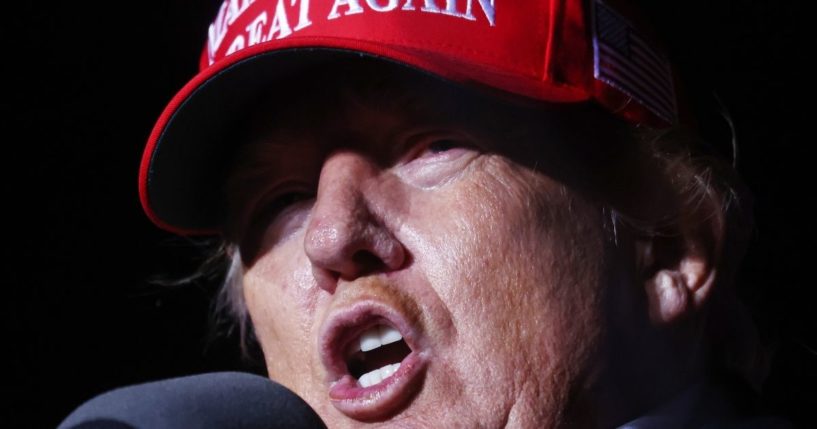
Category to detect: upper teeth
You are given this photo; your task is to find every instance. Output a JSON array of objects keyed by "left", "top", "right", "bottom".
[{"left": 358, "top": 325, "right": 403, "bottom": 352}]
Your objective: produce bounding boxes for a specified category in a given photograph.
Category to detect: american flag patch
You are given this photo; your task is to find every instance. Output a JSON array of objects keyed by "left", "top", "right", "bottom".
[{"left": 592, "top": 0, "right": 677, "bottom": 124}]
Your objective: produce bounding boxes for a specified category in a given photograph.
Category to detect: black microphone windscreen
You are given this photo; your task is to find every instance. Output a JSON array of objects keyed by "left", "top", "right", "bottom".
[{"left": 57, "top": 372, "right": 326, "bottom": 429}]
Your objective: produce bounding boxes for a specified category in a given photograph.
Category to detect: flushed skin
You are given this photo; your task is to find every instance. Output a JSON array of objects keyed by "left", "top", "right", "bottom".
[{"left": 224, "top": 68, "right": 700, "bottom": 428}]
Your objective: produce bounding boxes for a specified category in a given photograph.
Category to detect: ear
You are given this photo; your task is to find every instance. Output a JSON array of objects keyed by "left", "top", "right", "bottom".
[{"left": 636, "top": 208, "right": 725, "bottom": 325}]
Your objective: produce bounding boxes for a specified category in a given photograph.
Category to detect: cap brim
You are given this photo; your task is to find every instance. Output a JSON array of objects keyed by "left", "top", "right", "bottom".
[{"left": 140, "top": 37, "right": 588, "bottom": 235}]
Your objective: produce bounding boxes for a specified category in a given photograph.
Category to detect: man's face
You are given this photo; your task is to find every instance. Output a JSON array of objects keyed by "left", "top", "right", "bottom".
[{"left": 227, "top": 72, "right": 623, "bottom": 428}]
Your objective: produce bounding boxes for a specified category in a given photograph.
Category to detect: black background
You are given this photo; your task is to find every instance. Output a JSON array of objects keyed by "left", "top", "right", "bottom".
[{"left": 4, "top": 1, "right": 814, "bottom": 427}]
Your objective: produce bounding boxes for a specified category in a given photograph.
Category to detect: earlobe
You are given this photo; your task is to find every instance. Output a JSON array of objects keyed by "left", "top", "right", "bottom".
[
  {"left": 680, "top": 256, "right": 718, "bottom": 307},
  {"left": 645, "top": 269, "right": 689, "bottom": 323},
  {"left": 638, "top": 234, "right": 720, "bottom": 325}
]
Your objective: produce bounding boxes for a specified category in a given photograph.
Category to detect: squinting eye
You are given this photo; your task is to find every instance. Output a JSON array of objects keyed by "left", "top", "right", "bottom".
[
  {"left": 396, "top": 133, "right": 480, "bottom": 188},
  {"left": 241, "top": 191, "right": 314, "bottom": 260},
  {"left": 261, "top": 192, "right": 313, "bottom": 220},
  {"left": 249, "top": 191, "right": 313, "bottom": 230},
  {"left": 426, "top": 139, "right": 459, "bottom": 154},
  {"left": 411, "top": 138, "right": 475, "bottom": 162}
]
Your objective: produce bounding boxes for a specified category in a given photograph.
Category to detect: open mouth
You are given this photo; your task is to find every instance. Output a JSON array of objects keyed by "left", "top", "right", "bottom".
[
  {"left": 321, "top": 304, "right": 428, "bottom": 420},
  {"left": 345, "top": 324, "right": 412, "bottom": 388}
]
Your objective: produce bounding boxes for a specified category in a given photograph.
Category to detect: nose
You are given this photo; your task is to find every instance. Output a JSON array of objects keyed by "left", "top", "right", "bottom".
[{"left": 304, "top": 151, "right": 406, "bottom": 292}]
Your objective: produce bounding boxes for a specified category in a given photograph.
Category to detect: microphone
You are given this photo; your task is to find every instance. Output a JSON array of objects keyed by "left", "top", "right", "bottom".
[{"left": 57, "top": 372, "right": 326, "bottom": 429}]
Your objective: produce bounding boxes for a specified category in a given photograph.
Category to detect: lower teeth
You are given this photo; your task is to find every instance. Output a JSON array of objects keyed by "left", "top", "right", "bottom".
[{"left": 358, "top": 362, "right": 401, "bottom": 388}]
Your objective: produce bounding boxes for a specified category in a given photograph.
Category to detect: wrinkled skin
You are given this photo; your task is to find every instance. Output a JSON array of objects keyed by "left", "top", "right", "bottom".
[{"left": 225, "top": 71, "right": 646, "bottom": 428}]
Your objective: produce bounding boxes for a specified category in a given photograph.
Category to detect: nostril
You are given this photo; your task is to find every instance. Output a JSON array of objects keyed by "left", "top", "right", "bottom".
[{"left": 348, "top": 251, "right": 386, "bottom": 278}]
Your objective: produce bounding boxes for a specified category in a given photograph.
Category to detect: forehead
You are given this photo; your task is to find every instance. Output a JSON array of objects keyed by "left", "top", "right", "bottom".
[
  {"left": 240, "top": 61, "right": 544, "bottom": 144},
  {"left": 230, "top": 59, "right": 625, "bottom": 175},
  {"left": 221, "top": 59, "right": 646, "bottom": 220},
  {"left": 226, "top": 63, "right": 532, "bottom": 178}
]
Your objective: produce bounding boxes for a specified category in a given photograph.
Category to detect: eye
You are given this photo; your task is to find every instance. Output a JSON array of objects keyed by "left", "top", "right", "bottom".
[
  {"left": 410, "top": 137, "right": 474, "bottom": 162},
  {"left": 396, "top": 134, "right": 480, "bottom": 188},
  {"left": 426, "top": 139, "right": 459, "bottom": 154},
  {"left": 241, "top": 191, "right": 314, "bottom": 256},
  {"left": 252, "top": 191, "right": 314, "bottom": 226}
]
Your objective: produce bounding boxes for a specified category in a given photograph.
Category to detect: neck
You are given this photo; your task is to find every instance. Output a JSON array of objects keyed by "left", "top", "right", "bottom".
[{"left": 580, "top": 330, "right": 709, "bottom": 428}]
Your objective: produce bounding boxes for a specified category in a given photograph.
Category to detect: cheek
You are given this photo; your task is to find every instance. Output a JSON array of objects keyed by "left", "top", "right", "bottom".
[
  {"left": 403, "top": 156, "right": 607, "bottom": 395},
  {"left": 242, "top": 236, "right": 322, "bottom": 384},
  {"left": 409, "top": 157, "right": 578, "bottom": 315}
]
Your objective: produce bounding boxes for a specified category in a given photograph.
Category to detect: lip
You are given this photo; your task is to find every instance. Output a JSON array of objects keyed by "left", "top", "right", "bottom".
[{"left": 319, "top": 301, "right": 428, "bottom": 420}]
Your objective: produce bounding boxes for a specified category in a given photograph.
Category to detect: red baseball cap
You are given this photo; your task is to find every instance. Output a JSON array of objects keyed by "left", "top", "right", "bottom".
[{"left": 140, "top": 0, "right": 678, "bottom": 235}]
